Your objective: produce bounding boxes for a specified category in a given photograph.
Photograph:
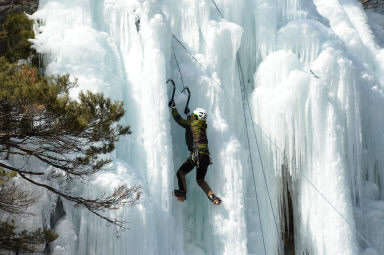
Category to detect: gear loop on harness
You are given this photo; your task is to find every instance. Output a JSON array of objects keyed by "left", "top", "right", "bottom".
[{"left": 190, "top": 150, "right": 199, "bottom": 167}]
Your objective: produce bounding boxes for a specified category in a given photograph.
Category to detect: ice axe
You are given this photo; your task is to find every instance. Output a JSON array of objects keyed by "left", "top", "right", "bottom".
[
  {"left": 181, "top": 87, "right": 190, "bottom": 116},
  {"left": 166, "top": 79, "right": 176, "bottom": 102}
]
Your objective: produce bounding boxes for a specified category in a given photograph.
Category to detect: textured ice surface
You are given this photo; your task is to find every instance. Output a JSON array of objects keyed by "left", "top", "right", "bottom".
[{"left": 28, "top": 0, "right": 384, "bottom": 254}]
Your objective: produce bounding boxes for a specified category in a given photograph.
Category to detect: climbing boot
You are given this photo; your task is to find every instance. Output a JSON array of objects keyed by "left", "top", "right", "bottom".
[
  {"left": 173, "top": 189, "right": 187, "bottom": 202},
  {"left": 208, "top": 193, "right": 222, "bottom": 205}
]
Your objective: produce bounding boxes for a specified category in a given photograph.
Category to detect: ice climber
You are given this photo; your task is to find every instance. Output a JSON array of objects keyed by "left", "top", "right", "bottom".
[{"left": 168, "top": 99, "right": 222, "bottom": 205}]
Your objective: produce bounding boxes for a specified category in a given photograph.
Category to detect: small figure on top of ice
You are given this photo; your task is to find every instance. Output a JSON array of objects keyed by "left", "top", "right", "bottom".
[{"left": 168, "top": 98, "right": 222, "bottom": 205}]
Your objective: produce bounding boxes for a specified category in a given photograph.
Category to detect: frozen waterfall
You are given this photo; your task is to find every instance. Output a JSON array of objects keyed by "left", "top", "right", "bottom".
[{"left": 30, "top": 0, "right": 384, "bottom": 254}]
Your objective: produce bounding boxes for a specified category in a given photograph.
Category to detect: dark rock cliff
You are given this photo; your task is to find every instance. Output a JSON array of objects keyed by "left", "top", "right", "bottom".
[{"left": 0, "top": 0, "right": 39, "bottom": 23}]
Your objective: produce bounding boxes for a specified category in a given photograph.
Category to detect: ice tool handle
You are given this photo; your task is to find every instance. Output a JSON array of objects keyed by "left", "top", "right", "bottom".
[
  {"left": 166, "top": 79, "right": 191, "bottom": 116},
  {"left": 181, "top": 87, "right": 190, "bottom": 115},
  {"left": 166, "top": 79, "right": 176, "bottom": 101}
]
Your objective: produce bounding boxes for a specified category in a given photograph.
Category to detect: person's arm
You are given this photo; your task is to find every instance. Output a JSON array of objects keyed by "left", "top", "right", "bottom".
[{"left": 172, "top": 108, "right": 190, "bottom": 128}]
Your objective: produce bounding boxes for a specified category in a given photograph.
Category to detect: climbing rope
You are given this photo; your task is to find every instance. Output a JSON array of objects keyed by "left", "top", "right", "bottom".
[
  {"left": 237, "top": 53, "right": 282, "bottom": 244},
  {"left": 172, "top": 34, "right": 205, "bottom": 71},
  {"left": 171, "top": 33, "right": 270, "bottom": 254},
  {"left": 236, "top": 53, "right": 267, "bottom": 255},
  {"left": 171, "top": 28, "right": 270, "bottom": 253},
  {"left": 207, "top": 0, "right": 282, "bottom": 253},
  {"left": 171, "top": 34, "right": 237, "bottom": 103},
  {"left": 170, "top": 1, "right": 377, "bottom": 252},
  {"left": 205, "top": 1, "right": 280, "bottom": 253},
  {"left": 173, "top": 52, "right": 191, "bottom": 115},
  {"left": 209, "top": 1, "right": 376, "bottom": 253},
  {"left": 210, "top": 0, "right": 224, "bottom": 18},
  {"left": 251, "top": 120, "right": 377, "bottom": 251},
  {"left": 173, "top": 52, "right": 185, "bottom": 90},
  {"left": 235, "top": 24, "right": 377, "bottom": 255},
  {"left": 237, "top": 52, "right": 284, "bottom": 255}
]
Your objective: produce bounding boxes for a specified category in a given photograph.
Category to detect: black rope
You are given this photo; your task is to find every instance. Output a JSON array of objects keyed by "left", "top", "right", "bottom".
[
  {"left": 208, "top": 1, "right": 277, "bottom": 253},
  {"left": 171, "top": 36, "right": 269, "bottom": 254},
  {"left": 251, "top": 120, "right": 377, "bottom": 251},
  {"left": 171, "top": 34, "right": 237, "bottom": 102},
  {"left": 173, "top": 52, "right": 185, "bottom": 90},
  {"left": 237, "top": 53, "right": 283, "bottom": 255},
  {"left": 172, "top": 34, "right": 206, "bottom": 71},
  {"left": 209, "top": 1, "right": 377, "bottom": 253},
  {"left": 170, "top": 1, "right": 376, "bottom": 252},
  {"left": 210, "top": 0, "right": 224, "bottom": 18},
  {"left": 237, "top": 53, "right": 267, "bottom": 255}
]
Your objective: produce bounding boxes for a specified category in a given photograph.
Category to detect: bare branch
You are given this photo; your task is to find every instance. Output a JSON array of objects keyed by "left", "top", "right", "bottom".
[
  {"left": 18, "top": 173, "right": 141, "bottom": 229},
  {"left": 0, "top": 162, "right": 44, "bottom": 175},
  {"left": 0, "top": 183, "right": 39, "bottom": 215},
  {"left": 0, "top": 56, "right": 134, "bottom": 229}
]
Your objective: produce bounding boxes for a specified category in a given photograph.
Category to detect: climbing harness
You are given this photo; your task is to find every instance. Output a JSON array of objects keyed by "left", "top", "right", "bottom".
[
  {"left": 190, "top": 148, "right": 212, "bottom": 168},
  {"left": 191, "top": 150, "right": 199, "bottom": 167}
]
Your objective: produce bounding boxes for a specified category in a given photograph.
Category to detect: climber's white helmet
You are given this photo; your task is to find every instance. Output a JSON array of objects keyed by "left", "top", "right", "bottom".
[{"left": 193, "top": 108, "right": 207, "bottom": 120}]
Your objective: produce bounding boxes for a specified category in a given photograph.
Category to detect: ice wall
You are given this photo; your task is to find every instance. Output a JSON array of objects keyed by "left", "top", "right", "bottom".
[
  {"left": 249, "top": 0, "right": 384, "bottom": 254},
  {"left": 30, "top": 0, "right": 384, "bottom": 254}
]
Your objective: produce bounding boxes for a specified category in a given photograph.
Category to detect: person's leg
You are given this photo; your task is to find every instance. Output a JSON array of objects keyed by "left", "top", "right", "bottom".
[
  {"left": 176, "top": 158, "right": 194, "bottom": 194},
  {"left": 196, "top": 154, "right": 213, "bottom": 196}
]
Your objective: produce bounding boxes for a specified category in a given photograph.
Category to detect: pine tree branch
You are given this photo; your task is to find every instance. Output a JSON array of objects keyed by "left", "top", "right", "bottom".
[
  {"left": 0, "top": 183, "right": 38, "bottom": 215},
  {"left": 0, "top": 220, "right": 58, "bottom": 252},
  {"left": 3, "top": 142, "right": 96, "bottom": 176},
  {"left": 18, "top": 173, "right": 141, "bottom": 229},
  {"left": 0, "top": 162, "right": 44, "bottom": 175},
  {"left": 0, "top": 53, "right": 135, "bottom": 230},
  {"left": 365, "top": 2, "right": 384, "bottom": 9}
]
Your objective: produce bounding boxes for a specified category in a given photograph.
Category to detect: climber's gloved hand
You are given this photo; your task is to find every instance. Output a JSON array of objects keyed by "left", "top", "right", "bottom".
[{"left": 168, "top": 99, "right": 176, "bottom": 109}]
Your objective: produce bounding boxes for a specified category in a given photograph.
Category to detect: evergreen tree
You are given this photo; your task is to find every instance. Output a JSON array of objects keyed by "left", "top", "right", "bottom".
[
  {"left": 0, "top": 12, "right": 36, "bottom": 62},
  {"left": 0, "top": 220, "right": 58, "bottom": 253},
  {"left": 0, "top": 170, "right": 37, "bottom": 215},
  {"left": 0, "top": 12, "right": 141, "bottom": 243},
  {"left": 0, "top": 57, "right": 140, "bottom": 228},
  {"left": 0, "top": 171, "right": 58, "bottom": 252}
]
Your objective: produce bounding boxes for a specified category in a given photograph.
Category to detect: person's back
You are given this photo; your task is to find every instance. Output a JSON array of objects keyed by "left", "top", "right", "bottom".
[
  {"left": 169, "top": 101, "right": 221, "bottom": 205},
  {"left": 172, "top": 107, "right": 209, "bottom": 152},
  {"left": 190, "top": 118, "right": 209, "bottom": 151}
]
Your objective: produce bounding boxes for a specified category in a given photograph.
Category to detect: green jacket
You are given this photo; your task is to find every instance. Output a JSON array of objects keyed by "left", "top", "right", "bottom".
[{"left": 172, "top": 108, "right": 209, "bottom": 153}]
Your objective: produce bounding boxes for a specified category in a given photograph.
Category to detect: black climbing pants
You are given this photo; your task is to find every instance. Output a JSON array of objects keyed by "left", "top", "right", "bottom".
[{"left": 176, "top": 152, "right": 212, "bottom": 196}]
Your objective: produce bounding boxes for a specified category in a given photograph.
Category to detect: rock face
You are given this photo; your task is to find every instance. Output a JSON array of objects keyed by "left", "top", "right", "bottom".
[
  {"left": 360, "top": 0, "right": 384, "bottom": 11},
  {"left": 0, "top": 0, "right": 39, "bottom": 23}
]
